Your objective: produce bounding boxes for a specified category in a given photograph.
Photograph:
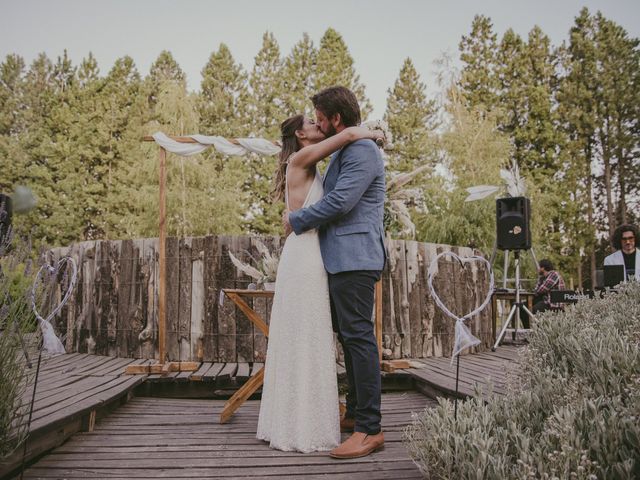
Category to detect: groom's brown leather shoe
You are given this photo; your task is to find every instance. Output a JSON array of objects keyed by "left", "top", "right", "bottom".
[
  {"left": 330, "top": 431, "right": 384, "bottom": 459},
  {"left": 340, "top": 416, "right": 355, "bottom": 433}
]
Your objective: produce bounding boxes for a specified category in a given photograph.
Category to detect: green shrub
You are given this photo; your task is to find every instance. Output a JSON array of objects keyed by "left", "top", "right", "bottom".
[
  {"left": 404, "top": 282, "right": 640, "bottom": 479},
  {"left": 1, "top": 260, "right": 37, "bottom": 330},
  {"left": 0, "top": 241, "right": 37, "bottom": 459}
]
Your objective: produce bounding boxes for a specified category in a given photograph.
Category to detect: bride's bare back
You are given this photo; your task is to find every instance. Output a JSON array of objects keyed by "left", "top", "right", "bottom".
[{"left": 285, "top": 160, "right": 316, "bottom": 211}]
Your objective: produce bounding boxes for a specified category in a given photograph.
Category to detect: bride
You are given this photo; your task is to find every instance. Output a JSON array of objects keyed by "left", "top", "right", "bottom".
[{"left": 256, "top": 114, "right": 383, "bottom": 453}]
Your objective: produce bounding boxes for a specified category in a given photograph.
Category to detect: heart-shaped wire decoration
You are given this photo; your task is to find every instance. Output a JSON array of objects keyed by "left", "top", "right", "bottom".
[
  {"left": 427, "top": 251, "right": 494, "bottom": 360},
  {"left": 31, "top": 256, "right": 78, "bottom": 355}
]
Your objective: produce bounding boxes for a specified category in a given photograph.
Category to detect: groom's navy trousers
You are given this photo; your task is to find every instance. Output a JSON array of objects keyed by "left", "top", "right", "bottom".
[{"left": 329, "top": 270, "right": 382, "bottom": 435}]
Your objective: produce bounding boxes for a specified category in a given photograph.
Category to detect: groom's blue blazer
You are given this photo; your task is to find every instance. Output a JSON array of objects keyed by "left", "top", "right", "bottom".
[{"left": 289, "top": 139, "right": 387, "bottom": 274}]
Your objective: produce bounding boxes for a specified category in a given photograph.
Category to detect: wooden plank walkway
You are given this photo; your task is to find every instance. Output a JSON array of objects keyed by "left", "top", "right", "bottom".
[
  {"left": 3, "top": 346, "right": 521, "bottom": 478},
  {"left": 21, "top": 392, "right": 435, "bottom": 479},
  {"left": 0, "top": 354, "right": 150, "bottom": 477},
  {"left": 404, "top": 345, "right": 522, "bottom": 399}
]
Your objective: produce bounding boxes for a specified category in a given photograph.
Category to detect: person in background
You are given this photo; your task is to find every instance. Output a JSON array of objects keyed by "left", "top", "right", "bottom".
[
  {"left": 604, "top": 224, "right": 640, "bottom": 281},
  {"left": 532, "top": 259, "right": 566, "bottom": 315}
]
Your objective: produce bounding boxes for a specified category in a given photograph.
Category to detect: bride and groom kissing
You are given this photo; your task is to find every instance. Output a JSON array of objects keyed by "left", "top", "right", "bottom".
[{"left": 256, "top": 86, "right": 387, "bottom": 459}]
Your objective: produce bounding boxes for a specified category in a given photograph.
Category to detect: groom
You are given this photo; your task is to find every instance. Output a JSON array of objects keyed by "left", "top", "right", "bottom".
[{"left": 284, "top": 86, "right": 386, "bottom": 459}]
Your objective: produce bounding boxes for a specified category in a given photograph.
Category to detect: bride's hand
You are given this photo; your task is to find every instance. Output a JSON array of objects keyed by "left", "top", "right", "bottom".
[{"left": 370, "top": 129, "right": 385, "bottom": 146}]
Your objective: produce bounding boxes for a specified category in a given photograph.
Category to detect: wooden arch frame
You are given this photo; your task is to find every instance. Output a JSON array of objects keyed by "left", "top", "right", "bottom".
[{"left": 130, "top": 135, "right": 387, "bottom": 374}]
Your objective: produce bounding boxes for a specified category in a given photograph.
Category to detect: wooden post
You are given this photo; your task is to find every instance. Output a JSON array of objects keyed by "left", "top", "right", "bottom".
[
  {"left": 126, "top": 134, "right": 276, "bottom": 376},
  {"left": 375, "top": 279, "right": 383, "bottom": 363},
  {"left": 127, "top": 138, "right": 222, "bottom": 375},
  {"left": 158, "top": 147, "right": 167, "bottom": 364}
]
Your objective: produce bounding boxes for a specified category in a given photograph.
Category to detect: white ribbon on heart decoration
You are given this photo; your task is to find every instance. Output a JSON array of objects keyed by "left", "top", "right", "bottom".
[
  {"left": 427, "top": 251, "right": 494, "bottom": 362},
  {"left": 31, "top": 256, "right": 78, "bottom": 355}
]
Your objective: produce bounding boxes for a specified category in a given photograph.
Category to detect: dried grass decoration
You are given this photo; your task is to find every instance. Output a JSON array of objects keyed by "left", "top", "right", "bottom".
[{"left": 228, "top": 240, "right": 280, "bottom": 290}]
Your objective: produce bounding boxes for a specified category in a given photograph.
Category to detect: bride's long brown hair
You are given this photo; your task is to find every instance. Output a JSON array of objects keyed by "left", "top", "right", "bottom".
[{"left": 272, "top": 114, "right": 304, "bottom": 202}]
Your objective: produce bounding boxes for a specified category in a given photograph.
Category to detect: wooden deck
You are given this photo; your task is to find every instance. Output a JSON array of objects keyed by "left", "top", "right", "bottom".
[
  {"left": 136, "top": 345, "right": 522, "bottom": 401},
  {"left": 2, "top": 346, "right": 522, "bottom": 479},
  {"left": 21, "top": 392, "right": 434, "bottom": 479},
  {"left": 406, "top": 345, "right": 521, "bottom": 399},
  {"left": 0, "top": 354, "right": 151, "bottom": 478}
]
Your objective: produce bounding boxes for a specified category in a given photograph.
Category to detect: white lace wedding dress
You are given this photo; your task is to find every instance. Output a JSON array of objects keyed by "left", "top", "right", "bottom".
[{"left": 256, "top": 168, "right": 340, "bottom": 453}]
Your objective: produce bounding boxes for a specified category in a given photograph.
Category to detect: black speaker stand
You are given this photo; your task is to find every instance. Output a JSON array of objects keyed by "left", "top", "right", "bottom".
[
  {"left": 491, "top": 249, "right": 537, "bottom": 351},
  {"left": 489, "top": 244, "right": 539, "bottom": 289}
]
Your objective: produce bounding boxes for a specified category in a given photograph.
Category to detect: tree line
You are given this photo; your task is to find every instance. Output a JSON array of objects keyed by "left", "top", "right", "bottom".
[{"left": 1, "top": 8, "right": 638, "bottom": 288}]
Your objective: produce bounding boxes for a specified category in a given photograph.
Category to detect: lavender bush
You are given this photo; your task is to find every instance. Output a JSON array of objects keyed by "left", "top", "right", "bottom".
[{"left": 404, "top": 282, "right": 640, "bottom": 479}]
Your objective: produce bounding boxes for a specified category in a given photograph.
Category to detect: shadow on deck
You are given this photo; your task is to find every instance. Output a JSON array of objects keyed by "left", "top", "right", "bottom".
[{"left": 2, "top": 346, "right": 522, "bottom": 479}]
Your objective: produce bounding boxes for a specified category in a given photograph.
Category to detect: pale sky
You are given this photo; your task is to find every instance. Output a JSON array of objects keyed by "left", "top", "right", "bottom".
[{"left": 1, "top": 0, "right": 639, "bottom": 120}]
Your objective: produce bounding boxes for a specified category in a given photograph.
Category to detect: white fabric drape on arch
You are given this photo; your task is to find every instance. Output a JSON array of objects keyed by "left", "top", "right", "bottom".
[{"left": 151, "top": 132, "right": 281, "bottom": 157}]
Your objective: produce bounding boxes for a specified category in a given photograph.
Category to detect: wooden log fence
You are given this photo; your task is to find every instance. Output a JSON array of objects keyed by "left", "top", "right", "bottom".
[{"left": 48, "top": 236, "right": 493, "bottom": 362}]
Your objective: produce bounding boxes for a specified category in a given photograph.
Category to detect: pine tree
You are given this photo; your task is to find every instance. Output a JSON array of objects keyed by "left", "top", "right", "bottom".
[
  {"left": 20, "top": 53, "right": 55, "bottom": 131},
  {"left": 23, "top": 51, "right": 88, "bottom": 246},
  {"left": 314, "top": 28, "right": 372, "bottom": 119},
  {"left": 245, "top": 31, "right": 285, "bottom": 234},
  {"left": 383, "top": 58, "right": 438, "bottom": 239},
  {"left": 248, "top": 31, "right": 283, "bottom": 137},
  {"left": 5, "top": 54, "right": 53, "bottom": 244},
  {"left": 0, "top": 54, "right": 26, "bottom": 136},
  {"left": 557, "top": 8, "right": 600, "bottom": 286},
  {"left": 98, "top": 56, "right": 147, "bottom": 239},
  {"left": 592, "top": 13, "right": 640, "bottom": 231},
  {"left": 519, "top": 26, "right": 559, "bottom": 177},
  {"left": 198, "top": 43, "right": 249, "bottom": 137},
  {"left": 0, "top": 54, "right": 27, "bottom": 199},
  {"left": 281, "top": 33, "right": 317, "bottom": 118},
  {"left": 496, "top": 27, "right": 559, "bottom": 179},
  {"left": 66, "top": 52, "right": 110, "bottom": 239},
  {"left": 515, "top": 27, "right": 568, "bottom": 277},
  {"left": 144, "top": 50, "right": 187, "bottom": 111},
  {"left": 458, "top": 15, "right": 500, "bottom": 110},
  {"left": 495, "top": 29, "right": 527, "bottom": 155},
  {"left": 384, "top": 58, "right": 437, "bottom": 172}
]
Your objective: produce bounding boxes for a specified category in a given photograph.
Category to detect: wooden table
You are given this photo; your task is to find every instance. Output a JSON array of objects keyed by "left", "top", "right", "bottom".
[
  {"left": 219, "top": 289, "right": 273, "bottom": 424},
  {"left": 219, "top": 282, "right": 388, "bottom": 422},
  {"left": 491, "top": 290, "right": 536, "bottom": 341}
]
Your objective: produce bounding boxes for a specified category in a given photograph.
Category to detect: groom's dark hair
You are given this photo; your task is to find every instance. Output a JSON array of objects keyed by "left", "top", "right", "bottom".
[{"left": 311, "top": 86, "right": 361, "bottom": 127}]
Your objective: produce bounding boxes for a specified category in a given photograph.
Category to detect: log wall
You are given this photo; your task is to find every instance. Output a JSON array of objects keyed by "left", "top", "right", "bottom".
[{"left": 48, "top": 236, "right": 493, "bottom": 361}]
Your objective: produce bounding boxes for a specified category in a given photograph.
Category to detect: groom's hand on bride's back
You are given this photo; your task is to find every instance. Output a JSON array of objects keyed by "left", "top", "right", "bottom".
[{"left": 282, "top": 210, "right": 293, "bottom": 237}]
